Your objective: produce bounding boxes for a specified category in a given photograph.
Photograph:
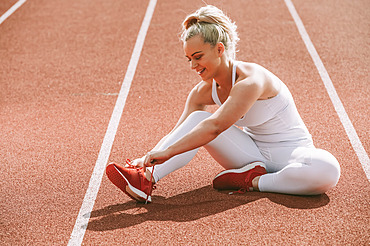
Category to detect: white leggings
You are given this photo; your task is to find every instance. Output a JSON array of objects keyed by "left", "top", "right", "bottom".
[{"left": 149, "top": 111, "right": 341, "bottom": 195}]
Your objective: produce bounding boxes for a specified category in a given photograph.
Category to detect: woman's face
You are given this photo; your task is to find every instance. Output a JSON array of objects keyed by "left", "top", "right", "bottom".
[{"left": 183, "top": 35, "right": 222, "bottom": 81}]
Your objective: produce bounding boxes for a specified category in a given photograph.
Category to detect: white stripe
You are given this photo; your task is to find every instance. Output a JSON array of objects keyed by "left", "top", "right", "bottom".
[
  {"left": 284, "top": 0, "right": 370, "bottom": 181},
  {"left": 67, "top": 0, "right": 157, "bottom": 245},
  {"left": 0, "top": 0, "right": 27, "bottom": 25}
]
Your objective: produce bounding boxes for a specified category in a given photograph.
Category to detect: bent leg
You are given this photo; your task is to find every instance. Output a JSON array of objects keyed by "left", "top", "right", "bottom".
[
  {"left": 204, "top": 125, "right": 267, "bottom": 170},
  {"left": 151, "top": 110, "right": 268, "bottom": 182},
  {"left": 258, "top": 147, "right": 341, "bottom": 195},
  {"left": 150, "top": 111, "right": 211, "bottom": 182}
]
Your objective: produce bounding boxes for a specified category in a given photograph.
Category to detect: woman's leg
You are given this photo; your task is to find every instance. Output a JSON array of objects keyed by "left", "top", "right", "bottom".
[
  {"left": 258, "top": 147, "right": 341, "bottom": 195},
  {"left": 150, "top": 111, "right": 267, "bottom": 182},
  {"left": 203, "top": 123, "right": 267, "bottom": 169}
]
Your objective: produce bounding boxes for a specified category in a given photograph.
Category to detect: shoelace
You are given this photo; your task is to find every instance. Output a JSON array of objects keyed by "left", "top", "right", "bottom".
[
  {"left": 145, "top": 166, "right": 155, "bottom": 204},
  {"left": 125, "top": 159, "right": 136, "bottom": 168},
  {"left": 229, "top": 186, "right": 253, "bottom": 195},
  {"left": 228, "top": 176, "right": 254, "bottom": 195},
  {"left": 125, "top": 159, "right": 155, "bottom": 204}
]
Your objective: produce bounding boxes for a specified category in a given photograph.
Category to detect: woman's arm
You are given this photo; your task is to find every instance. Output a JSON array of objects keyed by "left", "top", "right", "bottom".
[
  {"left": 151, "top": 82, "right": 209, "bottom": 150},
  {"left": 131, "top": 81, "right": 213, "bottom": 167},
  {"left": 144, "top": 78, "right": 265, "bottom": 166}
]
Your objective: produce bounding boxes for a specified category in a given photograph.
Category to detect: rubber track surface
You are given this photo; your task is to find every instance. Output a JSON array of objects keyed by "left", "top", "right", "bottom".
[{"left": 0, "top": 0, "right": 368, "bottom": 245}]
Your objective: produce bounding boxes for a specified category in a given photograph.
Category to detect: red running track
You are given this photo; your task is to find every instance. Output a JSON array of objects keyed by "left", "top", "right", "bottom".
[{"left": 0, "top": 0, "right": 369, "bottom": 245}]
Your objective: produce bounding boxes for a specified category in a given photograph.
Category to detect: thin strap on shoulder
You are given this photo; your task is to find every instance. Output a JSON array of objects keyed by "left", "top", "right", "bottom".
[
  {"left": 231, "top": 61, "right": 238, "bottom": 86},
  {"left": 211, "top": 79, "right": 222, "bottom": 106}
]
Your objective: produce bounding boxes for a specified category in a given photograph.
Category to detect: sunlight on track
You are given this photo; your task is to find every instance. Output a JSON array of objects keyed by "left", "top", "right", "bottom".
[
  {"left": 284, "top": 0, "right": 370, "bottom": 181},
  {"left": 0, "top": 0, "right": 27, "bottom": 25},
  {"left": 67, "top": 0, "right": 157, "bottom": 245}
]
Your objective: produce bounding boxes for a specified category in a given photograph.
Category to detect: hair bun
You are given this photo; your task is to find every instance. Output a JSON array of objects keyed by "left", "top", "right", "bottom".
[
  {"left": 184, "top": 15, "right": 200, "bottom": 29},
  {"left": 181, "top": 5, "right": 239, "bottom": 59}
]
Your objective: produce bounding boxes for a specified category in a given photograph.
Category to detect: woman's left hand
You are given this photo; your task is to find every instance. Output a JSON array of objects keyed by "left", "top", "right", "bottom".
[{"left": 143, "top": 149, "right": 172, "bottom": 168}]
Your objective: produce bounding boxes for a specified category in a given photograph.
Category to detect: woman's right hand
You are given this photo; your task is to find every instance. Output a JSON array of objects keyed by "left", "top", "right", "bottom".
[{"left": 125, "top": 156, "right": 145, "bottom": 168}]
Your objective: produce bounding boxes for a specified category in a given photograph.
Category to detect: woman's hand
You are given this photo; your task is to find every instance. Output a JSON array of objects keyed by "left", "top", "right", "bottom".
[
  {"left": 125, "top": 156, "right": 145, "bottom": 168},
  {"left": 143, "top": 149, "right": 172, "bottom": 168}
]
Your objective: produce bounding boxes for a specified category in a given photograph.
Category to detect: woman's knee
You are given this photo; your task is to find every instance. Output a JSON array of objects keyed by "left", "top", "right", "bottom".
[
  {"left": 174, "top": 111, "right": 212, "bottom": 135},
  {"left": 310, "top": 149, "right": 341, "bottom": 194},
  {"left": 185, "top": 110, "right": 212, "bottom": 126},
  {"left": 188, "top": 110, "right": 212, "bottom": 121}
]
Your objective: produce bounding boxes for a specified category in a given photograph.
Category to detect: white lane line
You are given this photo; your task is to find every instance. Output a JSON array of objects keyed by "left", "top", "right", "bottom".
[
  {"left": 67, "top": 0, "right": 157, "bottom": 245},
  {"left": 284, "top": 0, "right": 370, "bottom": 181},
  {"left": 0, "top": 0, "right": 27, "bottom": 25}
]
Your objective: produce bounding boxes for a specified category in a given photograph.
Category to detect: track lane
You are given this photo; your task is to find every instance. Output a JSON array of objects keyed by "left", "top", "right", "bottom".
[
  {"left": 285, "top": 0, "right": 369, "bottom": 179},
  {"left": 0, "top": 0, "right": 147, "bottom": 244},
  {"left": 68, "top": 0, "right": 157, "bottom": 244},
  {"left": 291, "top": 0, "right": 370, "bottom": 178}
]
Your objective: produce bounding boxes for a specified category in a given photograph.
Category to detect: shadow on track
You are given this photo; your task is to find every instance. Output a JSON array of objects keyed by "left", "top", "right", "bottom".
[{"left": 86, "top": 185, "right": 330, "bottom": 231}]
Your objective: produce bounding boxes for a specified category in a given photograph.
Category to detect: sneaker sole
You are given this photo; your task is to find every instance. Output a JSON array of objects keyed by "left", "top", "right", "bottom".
[
  {"left": 212, "top": 161, "right": 266, "bottom": 190},
  {"left": 106, "top": 164, "right": 151, "bottom": 203},
  {"left": 213, "top": 161, "right": 266, "bottom": 182}
]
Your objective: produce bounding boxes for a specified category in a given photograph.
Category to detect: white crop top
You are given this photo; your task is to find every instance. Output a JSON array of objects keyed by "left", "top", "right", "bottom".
[{"left": 211, "top": 62, "right": 313, "bottom": 147}]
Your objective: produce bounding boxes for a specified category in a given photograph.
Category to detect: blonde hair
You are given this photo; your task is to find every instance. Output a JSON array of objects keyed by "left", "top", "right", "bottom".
[{"left": 181, "top": 5, "right": 239, "bottom": 59}]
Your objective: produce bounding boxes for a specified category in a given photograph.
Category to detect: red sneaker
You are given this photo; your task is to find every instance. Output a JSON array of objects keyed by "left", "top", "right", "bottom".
[
  {"left": 212, "top": 162, "right": 267, "bottom": 192},
  {"left": 106, "top": 161, "right": 155, "bottom": 203}
]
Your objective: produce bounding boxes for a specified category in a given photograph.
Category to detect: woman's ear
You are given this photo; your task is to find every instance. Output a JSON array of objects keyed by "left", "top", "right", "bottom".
[{"left": 217, "top": 42, "right": 225, "bottom": 57}]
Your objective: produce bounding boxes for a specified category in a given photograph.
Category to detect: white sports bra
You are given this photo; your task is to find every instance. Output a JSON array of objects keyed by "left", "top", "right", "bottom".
[{"left": 211, "top": 62, "right": 313, "bottom": 147}]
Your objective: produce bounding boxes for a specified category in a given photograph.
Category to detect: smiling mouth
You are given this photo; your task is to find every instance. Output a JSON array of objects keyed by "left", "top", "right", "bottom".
[{"left": 197, "top": 68, "right": 205, "bottom": 75}]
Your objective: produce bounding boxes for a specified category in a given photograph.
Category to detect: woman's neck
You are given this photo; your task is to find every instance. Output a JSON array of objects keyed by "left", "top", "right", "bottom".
[{"left": 213, "top": 58, "right": 234, "bottom": 88}]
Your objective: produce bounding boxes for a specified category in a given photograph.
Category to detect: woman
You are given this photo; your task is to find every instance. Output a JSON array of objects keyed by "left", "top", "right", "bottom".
[{"left": 106, "top": 5, "right": 340, "bottom": 203}]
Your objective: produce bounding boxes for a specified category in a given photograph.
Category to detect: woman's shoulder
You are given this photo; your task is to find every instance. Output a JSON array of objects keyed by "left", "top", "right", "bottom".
[
  {"left": 235, "top": 61, "right": 268, "bottom": 78},
  {"left": 190, "top": 80, "right": 214, "bottom": 105},
  {"left": 236, "top": 61, "right": 283, "bottom": 84},
  {"left": 234, "top": 61, "right": 265, "bottom": 85},
  {"left": 193, "top": 80, "right": 212, "bottom": 93},
  {"left": 235, "top": 61, "right": 283, "bottom": 100}
]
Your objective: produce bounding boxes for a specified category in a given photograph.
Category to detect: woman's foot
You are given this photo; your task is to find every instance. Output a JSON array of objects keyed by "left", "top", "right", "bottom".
[
  {"left": 212, "top": 161, "right": 267, "bottom": 192},
  {"left": 106, "top": 162, "right": 155, "bottom": 203}
]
